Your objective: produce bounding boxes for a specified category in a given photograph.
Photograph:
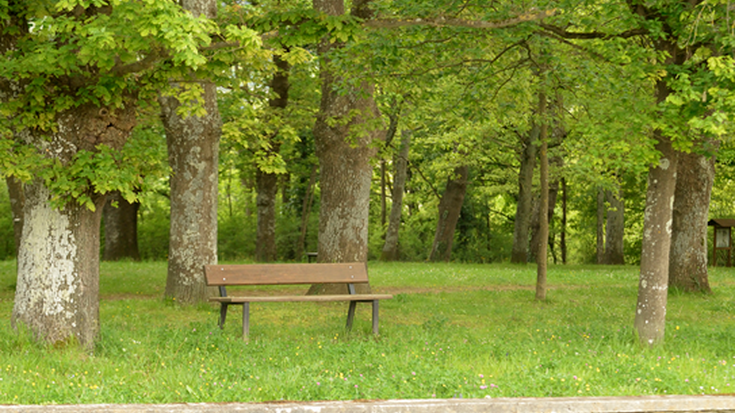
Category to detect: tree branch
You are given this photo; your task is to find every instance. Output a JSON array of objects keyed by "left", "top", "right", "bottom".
[
  {"left": 539, "top": 23, "right": 648, "bottom": 40},
  {"left": 111, "top": 50, "right": 167, "bottom": 76},
  {"left": 364, "top": 9, "right": 557, "bottom": 30}
]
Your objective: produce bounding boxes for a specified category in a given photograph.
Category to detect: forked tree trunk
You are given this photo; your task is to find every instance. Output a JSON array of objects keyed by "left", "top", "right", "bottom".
[
  {"left": 669, "top": 146, "right": 715, "bottom": 293},
  {"left": 605, "top": 187, "right": 625, "bottom": 265},
  {"left": 510, "top": 125, "right": 539, "bottom": 264},
  {"left": 381, "top": 130, "right": 411, "bottom": 261},
  {"left": 12, "top": 101, "right": 136, "bottom": 348},
  {"left": 429, "top": 165, "right": 469, "bottom": 262},
  {"left": 308, "top": 0, "right": 383, "bottom": 295},
  {"left": 103, "top": 191, "right": 141, "bottom": 261}
]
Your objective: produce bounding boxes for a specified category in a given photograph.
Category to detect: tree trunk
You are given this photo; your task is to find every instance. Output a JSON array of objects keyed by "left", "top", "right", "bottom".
[
  {"left": 635, "top": 132, "right": 678, "bottom": 346},
  {"left": 380, "top": 160, "right": 387, "bottom": 228},
  {"left": 160, "top": 80, "right": 220, "bottom": 303},
  {"left": 668, "top": 146, "right": 715, "bottom": 293},
  {"left": 13, "top": 182, "right": 104, "bottom": 348},
  {"left": 158, "top": 0, "right": 220, "bottom": 305},
  {"left": 605, "top": 187, "right": 625, "bottom": 265},
  {"left": 296, "top": 164, "right": 318, "bottom": 259},
  {"left": 510, "top": 125, "right": 539, "bottom": 264},
  {"left": 381, "top": 130, "right": 411, "bottom": 261},
  {"left": 6, "top": 176, "right": 24, "bottom": 256},
  {"left": 596, "top": 187, "right": 606, "bottom": 264},
  {"left": 634, "top": 36, "right": 687, "bottom": 346},
  {"left": 529, "top": 174, "right": 558, "bottom": 263},
  {"left": 11, "top": 100, "right": 136, "bottom": 348},
  {"left": 102, "top": 191, "right": 141, "bottom": 261},
  {"left": 255, "top": 168, "right": 278, "bottom": 262},
  {"left": 429, "top": 165, "right": 469, "bottom": 262},
  {"left": 255, "top": 55, "right": 290, "bottom": 262},
  {"left": 535, "top": 91, "right": 549, "bottom": 301},
  {"left": 308, "top": 0, "right": 383, "bottom": 295},
  {"left": 561, "top": 177, "right": 567, "bottom": 264}
]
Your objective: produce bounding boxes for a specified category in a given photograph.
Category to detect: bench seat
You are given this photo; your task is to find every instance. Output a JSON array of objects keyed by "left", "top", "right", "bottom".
[
  {"left": 204, "top": 263, "right": 392, "bottom": 339},
  {"left": 210, "top": 294, "right": 393, "bottom": 303}
]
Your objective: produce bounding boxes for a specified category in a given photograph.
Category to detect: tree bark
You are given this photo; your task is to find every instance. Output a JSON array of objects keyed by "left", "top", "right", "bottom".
[
  {"left": 102, "top": 191, "right": 141, "bottom": 261},
  {"left": 605, "top": 187, "right": 625, "bottom": 265},
  {"left": 255, "top": 55, "right": 290, "bottom": 262},
  {"left": 429, "top": 165, "right": 469, "bottom": 262},
  {"left": 510, "top": 125, "right": 539, "bottom": 264},
  {"left": 668, "top": 146, "right": 715, "bottom": 293},
  {"left": 308, "top": 0, "right": 383, "bottom": 295},
  {"left": 13, "top": 183, "right": 104, "bottom": 347},
  {"left": 381, "top": 130, "right": 411, "bottom": 261},
  {"left": 596, "top": 187, "right": 606, "bottom": 264}
]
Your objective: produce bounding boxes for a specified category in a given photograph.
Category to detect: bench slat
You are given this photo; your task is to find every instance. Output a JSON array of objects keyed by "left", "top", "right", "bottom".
[
  {"left": 204, "top": 263, "right": 369, "bottom": 286},
  {"left": 210, "top": 294, "right": 393, "bottom": 303}
]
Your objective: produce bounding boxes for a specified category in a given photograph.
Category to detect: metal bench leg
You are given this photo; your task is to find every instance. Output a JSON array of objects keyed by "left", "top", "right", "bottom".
[
  {"left": 219, "top": 304, "right": 228, "bottom": 329},
  {"left": 242, "top": 302, "right": 250, "bottom": 341},
  {"left": 372, "top": 300, "right": 379, "bottom": 335},
  {"left": 346, "top": 301, "right": 357, "bottom": 331}
]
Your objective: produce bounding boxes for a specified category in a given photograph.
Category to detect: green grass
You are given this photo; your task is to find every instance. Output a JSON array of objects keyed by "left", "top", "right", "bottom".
[{"left": 1, "top": 261, "right": 735, "bottom": 404}]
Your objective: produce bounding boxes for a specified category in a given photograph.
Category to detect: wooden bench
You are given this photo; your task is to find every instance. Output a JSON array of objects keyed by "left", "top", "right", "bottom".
[{"left": 204, "top": 262, "right": 392, "bottom": 339}]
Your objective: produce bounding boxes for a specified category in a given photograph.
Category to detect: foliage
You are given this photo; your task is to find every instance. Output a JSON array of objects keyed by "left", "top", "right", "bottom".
[
  {"left": 0, "top": 0, "right": 261, "bottom": 210},
  {"left": 2, "top": 0, "right": 735, "bottom": 266},
  {"left": 2, "top": 261, "right": 735, "bottom": 402}
]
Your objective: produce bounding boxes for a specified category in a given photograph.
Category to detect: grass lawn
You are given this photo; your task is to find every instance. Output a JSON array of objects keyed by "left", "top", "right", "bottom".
[{"left": 1, "top": 260, "right": 735, "bottom": 404}]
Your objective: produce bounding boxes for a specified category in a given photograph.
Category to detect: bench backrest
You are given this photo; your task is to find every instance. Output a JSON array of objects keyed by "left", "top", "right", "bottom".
[{"left": 204, "top": 262, "right": 369, "bottom": 286}]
